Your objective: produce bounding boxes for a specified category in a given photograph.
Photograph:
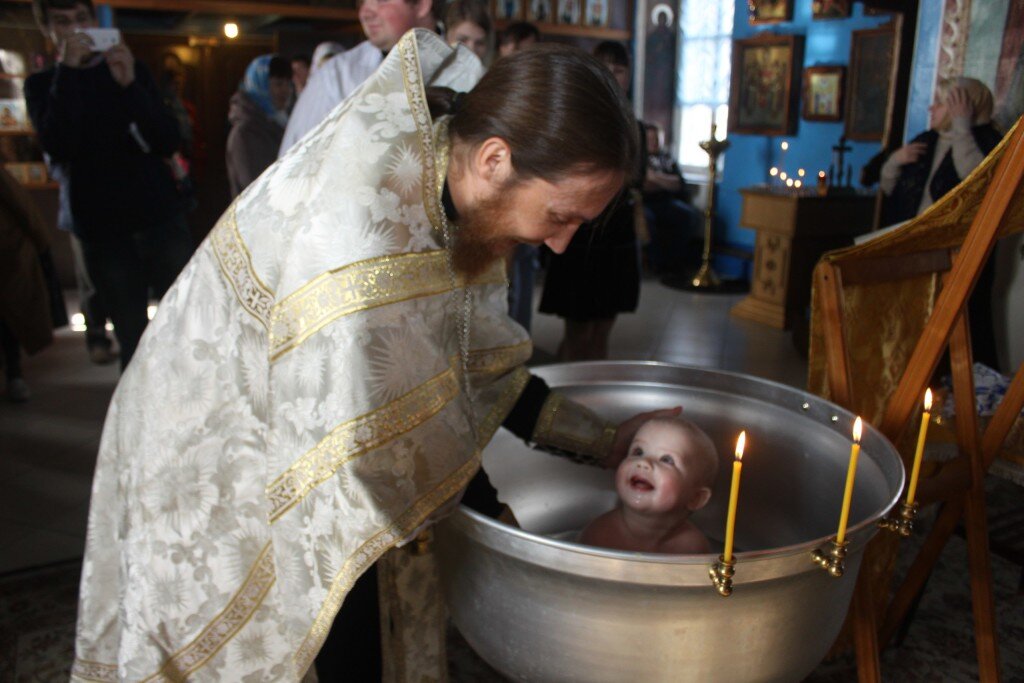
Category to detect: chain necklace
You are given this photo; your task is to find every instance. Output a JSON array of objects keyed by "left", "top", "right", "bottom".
[{"left": 439, "top": 206, "right": 478, "bottom": 445}]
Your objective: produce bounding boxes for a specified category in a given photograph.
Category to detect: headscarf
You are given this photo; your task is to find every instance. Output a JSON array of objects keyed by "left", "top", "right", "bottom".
[
  {"left": 311, "top": 41, "right": 345, "bottom": 73},
  {"left": 934, "top": 77, "right": 995, "bottom": 131},
  {"left": 240, "top": 54, "right": 288, "bottom": 126}
]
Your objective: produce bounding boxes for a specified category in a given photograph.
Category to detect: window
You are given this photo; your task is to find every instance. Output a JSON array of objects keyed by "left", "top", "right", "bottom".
[{"left": 676, "top": 0, "right": 734, "bottom": 173}]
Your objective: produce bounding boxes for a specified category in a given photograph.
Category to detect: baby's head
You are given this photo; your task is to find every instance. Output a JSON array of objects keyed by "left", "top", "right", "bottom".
[{"left": 615, "top": 417, "right": 719, "bottom": 518}]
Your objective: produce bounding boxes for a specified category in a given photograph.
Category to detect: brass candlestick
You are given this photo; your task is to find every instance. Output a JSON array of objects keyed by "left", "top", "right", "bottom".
[
  {"left": 812, "top": 538, "right": 849, "bottom": 578},
  {"left": 878, "top": 501, "right": 919, "bottom": 537},
  {"left": 691, "top": 124, "right": 731, "bottom": 289},
  {"left": 709, "top": 554, "right": 736, "bottom": 596}
]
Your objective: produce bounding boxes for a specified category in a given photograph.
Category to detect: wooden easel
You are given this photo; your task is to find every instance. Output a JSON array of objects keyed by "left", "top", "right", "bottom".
[{"left": 812, "top": 119, "right": 1024, "bottom": 681}]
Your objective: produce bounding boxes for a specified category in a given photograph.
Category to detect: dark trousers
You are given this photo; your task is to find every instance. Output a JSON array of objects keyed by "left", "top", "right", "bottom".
[
  {"left": 0, "top": 321, "right": 21, "bottom": 380},
  {"left": 315, "top": 563, "right": 382, "bottom": 682},
  {"left": 79, "top": 212, "right": 193, "bottom": 370},
  {"left": 643, "top": 197, "right": 700, "bottom": 273}
]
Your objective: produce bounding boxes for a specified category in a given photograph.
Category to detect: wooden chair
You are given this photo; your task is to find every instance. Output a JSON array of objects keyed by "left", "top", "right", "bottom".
[{"left": 807, "top": 117, "right": 1024, "bottom": 682}]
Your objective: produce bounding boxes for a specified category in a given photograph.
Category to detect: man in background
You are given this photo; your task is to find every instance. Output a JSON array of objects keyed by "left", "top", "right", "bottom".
[
  {"left": 498, "top": 20, "right": 539, "bottom": 57},
  {"left": 25, "top": 0, "right": 192, "bottom": 369},
  {"left": 279, "top": 0, "right": 436, "bottom": 155}
]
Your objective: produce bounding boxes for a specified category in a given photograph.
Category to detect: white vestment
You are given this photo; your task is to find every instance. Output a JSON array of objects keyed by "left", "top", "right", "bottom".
[
  {"left": 71, "top": 31, "right": 534, "bottom": 682},
  {"left": 279, "top": 40, "right": 384, "bottom": 157}
]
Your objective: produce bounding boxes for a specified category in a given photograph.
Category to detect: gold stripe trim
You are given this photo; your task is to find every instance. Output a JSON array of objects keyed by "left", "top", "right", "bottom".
[
  {"left": 268, "top": 251, "right": 505, "bottom": 362},
  {"left": 467, "top": 340, "right": 533, "bottom": 376},
  {"left": 293, "top": 450, "right": 482, "bottom": 676},
  {"left": 70, "top": 660, "right": 118, "bottom": 683},
  {"left": 142, "top": 543, "right": 277, "bottom": 682},
  {"left": 211, "top": 205, "right": 275, "bottom": 330},
  {"left": 266, "top": 367, "right": 461, "bottom": 522},
  {"left": 398, "top": 30, "right": 444, "bottom": 234},
  {"left": 476, "top": 366, "right": 531, "bottom": 448}
]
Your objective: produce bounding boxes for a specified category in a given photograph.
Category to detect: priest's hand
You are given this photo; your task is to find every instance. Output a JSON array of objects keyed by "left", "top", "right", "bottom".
[{"left": 605, "top": 406, "right": 683, "bottom": 469}]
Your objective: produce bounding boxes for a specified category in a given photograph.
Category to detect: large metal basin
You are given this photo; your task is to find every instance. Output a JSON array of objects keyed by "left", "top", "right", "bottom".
[{"left": 435, "top": 362, "right": 904, "bottom": 683}]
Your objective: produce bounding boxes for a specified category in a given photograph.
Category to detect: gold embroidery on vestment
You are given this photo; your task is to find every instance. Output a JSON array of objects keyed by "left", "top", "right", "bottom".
[
  {"left": 467, "top": 340, "right": 532, "bottom": 376},
  {"left": 268, "top": 251, "right": 505, "bottom": 362},
  {"left": 475, "top": 366, "right": 531, "bottom": 448},
  {"left": 266, "top": 367, "right": 461, "bottom": 522},
  {"left": 70, "top": 659, "right": 118, "bottom": 682},
  {"left": 533, "top": 393, "right": 616, "bottom": 459},
  {"left": 141, "top": 543, "right": 276, "bottom": 682},
  {"left": 211, "top": 205, "right": 275, "bottom": 330},
  {"left": 294, "top": 451, "right": 482, "bottom": 676}
]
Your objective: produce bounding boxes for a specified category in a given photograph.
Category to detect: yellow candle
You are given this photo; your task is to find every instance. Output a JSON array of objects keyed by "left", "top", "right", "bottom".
[
  {"left": 905, "top": 388, "right": 933, "bottom": 505},
  {"left": 723, "top": 431, "right": 746, "bottom": 562},
  {"left": 836, "top": 417, "right": 863, "bottom": 544}
]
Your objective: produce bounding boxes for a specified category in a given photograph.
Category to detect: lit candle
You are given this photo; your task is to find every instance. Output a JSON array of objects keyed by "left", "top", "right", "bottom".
[
  {"left": 794, "top": 179, "right": 802, "bottom": 189},
  {"left": 785, "top": 178, "right": 794, "bottom": 187},
  {"left": 905, "top": 389, "right": 932, "bottom": 505},
  {"left": 723, "top": 431, "right": 746, "bottom": 563},
  {"left": 769, "top": 167, "right": 778, "bottom": 177},
  {"left": 836, "top": 417, "right": 863, "bottom": 544},
  {"left": 780, "top": 172, "right": 788, "bottom": 181},
  {"left": 798, "top": 168, "right": 806, "bottom": 177},
  {"left": 780, "top": 141, "right": 789, "bottom": 151}
]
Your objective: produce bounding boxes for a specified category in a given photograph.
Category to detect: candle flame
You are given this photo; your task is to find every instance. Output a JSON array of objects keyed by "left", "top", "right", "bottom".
[
  {"left": 786, "top": 178, "right": 794, "bottom": 187},
  {"left": 780, "top": 172, "right": 788, "bottom": 180},
  {"left": 853, "top": 416, "right": 863, "bottom": 443},
  {"left": 781, "top": 141, "right": 789, "bottom": 151},
  {"left": 769, "top": 167, "right": 778, "bottom": 176},
  {"left": 818, "top": 170, "right": 826, "bottom": 178},
  {"left": 735, "top": 431, "right": 746, "bottom": 461},
  {"left": 798, "top": 168, "right": 806, "bottom": 177},
  {"left": 794, "top": 180, "right": 802, "bottom": 188},
  {"left": 924, "top": 388, "right": 933, "bottom": 411}
]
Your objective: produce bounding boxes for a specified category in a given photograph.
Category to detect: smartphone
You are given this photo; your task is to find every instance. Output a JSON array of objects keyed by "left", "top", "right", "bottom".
[{"left": 75, "top": 28, "right": 122, "bottom": 52}]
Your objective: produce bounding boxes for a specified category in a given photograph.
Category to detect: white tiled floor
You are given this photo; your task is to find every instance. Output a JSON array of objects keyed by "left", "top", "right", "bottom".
[{"left": 0, "top": 277, "right": 806, "bottom": 574}]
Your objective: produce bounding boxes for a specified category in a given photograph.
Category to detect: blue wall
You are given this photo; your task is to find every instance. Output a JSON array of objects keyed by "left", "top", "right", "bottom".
[{"left": 715, "top": 0, "right": 892, "bottom": 278}]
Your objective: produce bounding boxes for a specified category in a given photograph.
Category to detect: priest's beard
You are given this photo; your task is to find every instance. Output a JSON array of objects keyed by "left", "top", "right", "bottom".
[{"left": 451, "top": 190, "right": 521, "bottom": 279}]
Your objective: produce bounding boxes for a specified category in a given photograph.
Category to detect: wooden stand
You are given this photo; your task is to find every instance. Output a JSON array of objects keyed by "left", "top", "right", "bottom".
[
  {"left": 731, "top": 188, "right": 874, "bottom": 329},
  {"left": 814, "top": 121, "right": 1024, "bottom": 682}
]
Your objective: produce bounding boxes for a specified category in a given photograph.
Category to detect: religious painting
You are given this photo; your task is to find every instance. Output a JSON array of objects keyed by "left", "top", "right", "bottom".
[
  {"left": 494, "top": 0, "right": 523, "bottom": 21},
  {"left": 635, "top": 1, "right": 679, "bottom": 149},
  {"left": 584, "top": 0, "right": 609, "bottom": 28},
  {"left": 556, "top": 0, "right": 581, "bottom": 25},
  {"left": 528, "top": 0, "right": 552, "bottom": 23},
  {"left": 811, "top": 0, "right": 851, "bottom": 20},
  {"left": 802, "top": 66, "right": 844, "bottom": 121},
  {"left": 845, "top": 26, "right": 895, "bottom": 141},
  {"left": 728, "top": 34, "right": 803, "bottom": 135},
  {"left": 749, "top": 0, "right": 792, "bottom": 25}
]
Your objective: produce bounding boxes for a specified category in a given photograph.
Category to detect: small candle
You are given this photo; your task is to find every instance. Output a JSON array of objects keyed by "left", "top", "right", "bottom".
[
  {"left": 723, "top": 431, "right": 746, "bottom": 563},
  {"left": 769, "top": 167, "right": 778, "bottom": 177},
  {"left": 836, "top": 417, "right": 863, "bottom": 544},
  {"left": 785, "top": 178, "right": 794, "bottom": 187},
  {"left": 780, "top": 141, "right": 789, "bottom": 151},
  {"left": 780, "top": 172, "right": 788, "bottom": 181},
  {"left": 905, "top": 389, "right": 933, "bottom": 505},
  {"left": 794, "top": 179, "right": 802, "bottom": 189},
  {"left": 798, "top": 168, "right": 806, "bottom": 177}
]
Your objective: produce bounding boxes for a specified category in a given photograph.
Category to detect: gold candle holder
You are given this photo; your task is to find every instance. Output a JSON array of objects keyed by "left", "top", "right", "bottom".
[
  {"left": 692, "top": 125, "right": 731, "bottom": 289},
  {"left": 878, "top": 501, "right": 919, "bottom": 538},
  {"left": 811, "top": 538, "right": 849, "bottom": 578},
  {"left": 709, "top": 555, "right": 736, "bottom": 596}
]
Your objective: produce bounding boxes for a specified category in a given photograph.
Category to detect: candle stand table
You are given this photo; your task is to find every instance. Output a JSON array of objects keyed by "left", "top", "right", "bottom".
[{"left": 730, "top": 187, "right": 875, "bottom": 329}]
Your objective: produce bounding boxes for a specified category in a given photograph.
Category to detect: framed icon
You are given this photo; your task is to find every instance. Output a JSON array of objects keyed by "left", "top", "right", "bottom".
[
  {"left": 802, "top": 66, "right": 844, "bottom": 121},
  {"left": 728, "top": 33, "right": 804, "bottom": 135}
]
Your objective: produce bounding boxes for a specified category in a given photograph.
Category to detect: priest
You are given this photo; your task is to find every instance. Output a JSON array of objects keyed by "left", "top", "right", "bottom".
[{"left": 72, "top": 30, "right": 674, "bottom": 682}]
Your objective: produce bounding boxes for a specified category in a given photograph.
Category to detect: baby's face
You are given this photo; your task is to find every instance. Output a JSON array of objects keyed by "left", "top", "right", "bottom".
[{"left": 615, "top": 421, "right": 710, "bottom": 517}]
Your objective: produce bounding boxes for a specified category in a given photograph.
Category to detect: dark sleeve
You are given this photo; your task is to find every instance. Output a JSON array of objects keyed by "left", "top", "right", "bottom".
[
  {"left": 25, "top": 68, "right": 83, "bottom": 162},
  {"left": 120, "top": 62, "right": 181, "bottom": 157},
  {"left": 500, "top": 374, "right": 551, "bottom": 441}
]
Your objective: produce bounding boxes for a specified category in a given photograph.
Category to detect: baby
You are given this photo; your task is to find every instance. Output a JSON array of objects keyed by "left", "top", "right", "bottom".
[{"left": 580, "top": 417, "right": 718, "bottom": 554}]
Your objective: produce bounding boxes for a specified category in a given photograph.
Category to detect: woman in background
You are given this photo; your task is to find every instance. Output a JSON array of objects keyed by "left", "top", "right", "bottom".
[
  {"left": 226, "top": 54, "right": 293, "bottom": 197},
  {"left": 879, "top": 77, "right": 1003, "bottom": 369}
]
